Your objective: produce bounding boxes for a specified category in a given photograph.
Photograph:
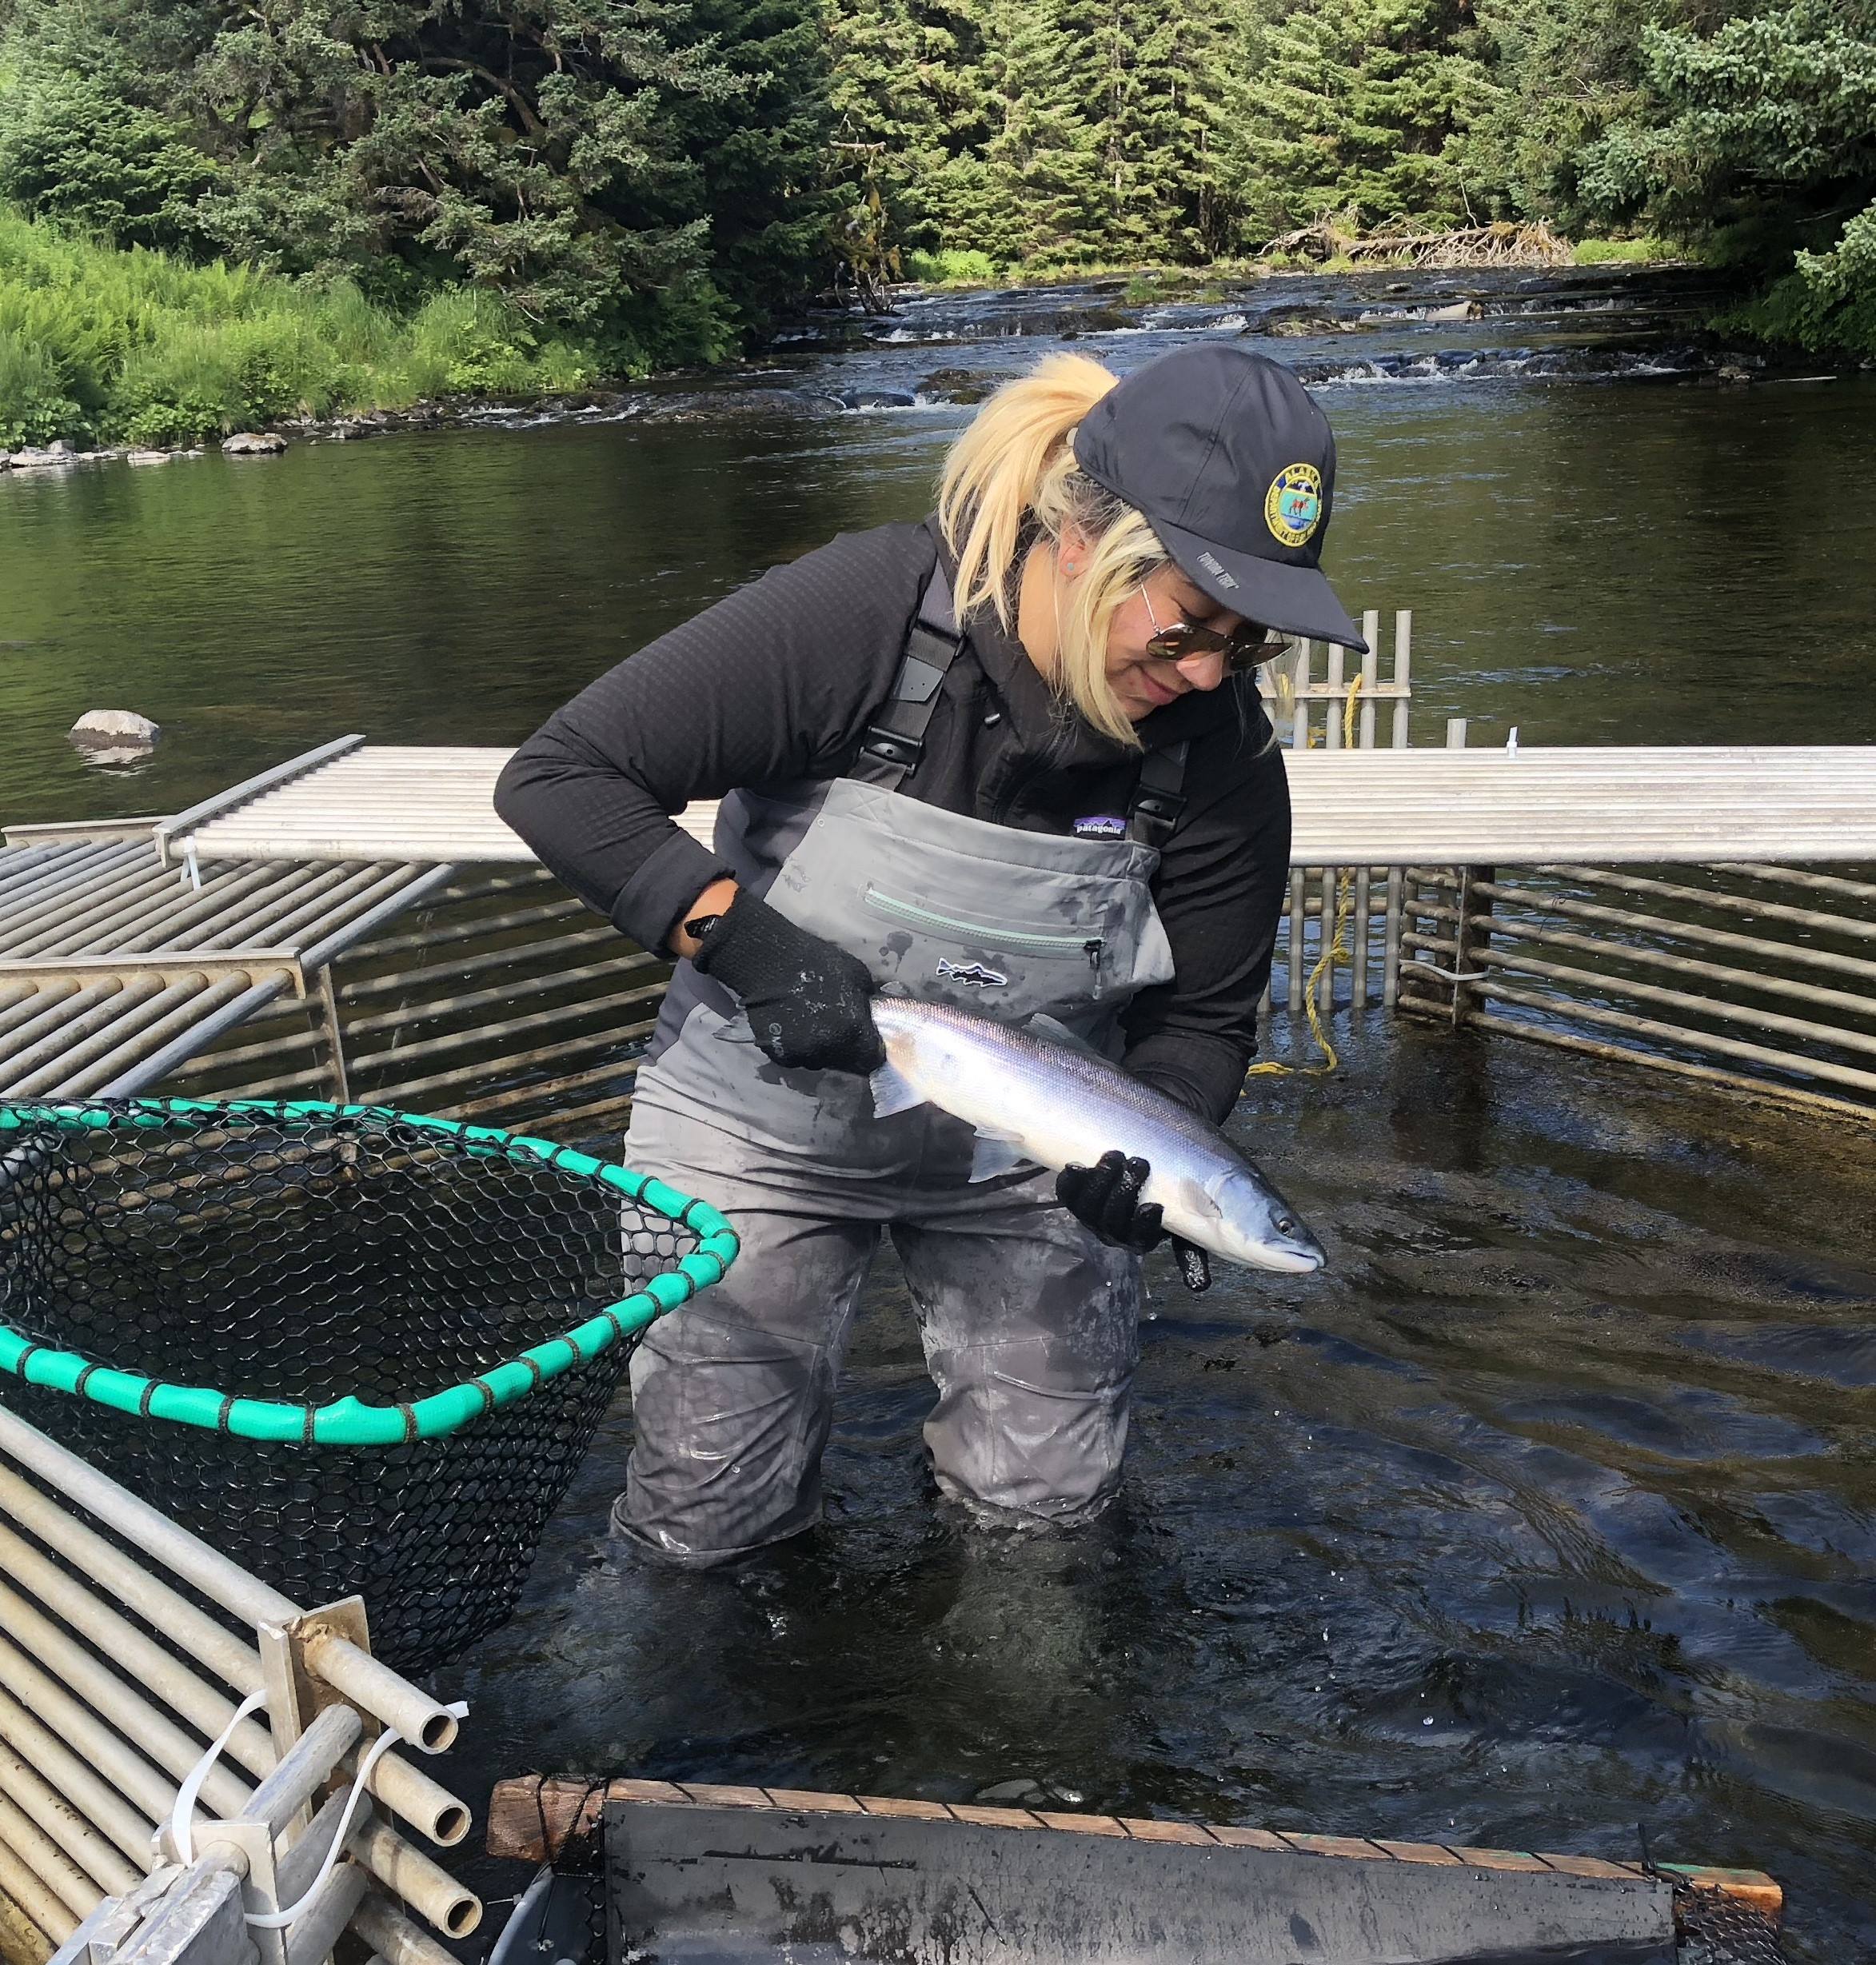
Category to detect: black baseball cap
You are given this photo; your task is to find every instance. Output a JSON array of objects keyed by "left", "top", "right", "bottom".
[{"left": 1073, "top": 344, "right": 1366, "bottom": 652}]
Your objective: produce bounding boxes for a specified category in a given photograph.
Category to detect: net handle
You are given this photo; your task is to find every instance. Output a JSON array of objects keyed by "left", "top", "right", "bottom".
[{"left": 0, "top": 1097, "right": 740, "bottom": 1447}]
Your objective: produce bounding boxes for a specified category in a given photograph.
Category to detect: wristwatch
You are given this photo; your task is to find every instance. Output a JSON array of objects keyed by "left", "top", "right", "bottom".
[{"left": 682, "top": 910, "right": 724, "bottom": 944}]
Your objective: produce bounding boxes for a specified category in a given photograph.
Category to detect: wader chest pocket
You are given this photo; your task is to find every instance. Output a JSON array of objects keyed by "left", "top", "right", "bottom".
[{"left": 864, "top": 888, "right": 1106, "bottom": 971}]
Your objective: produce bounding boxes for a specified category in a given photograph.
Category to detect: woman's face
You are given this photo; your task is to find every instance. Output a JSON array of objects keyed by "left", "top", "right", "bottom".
[{"left": 1102, "top": 561, "right": 1247, "bottom": 722}]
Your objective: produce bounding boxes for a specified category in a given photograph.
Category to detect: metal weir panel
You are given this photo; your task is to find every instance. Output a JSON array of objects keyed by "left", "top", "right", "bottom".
[
  {"left": 156, "top": 741, "right": 1876, "bottom": 871},
  {"left": 0, "top": 826, "right": 452, "bottom": 1100}
]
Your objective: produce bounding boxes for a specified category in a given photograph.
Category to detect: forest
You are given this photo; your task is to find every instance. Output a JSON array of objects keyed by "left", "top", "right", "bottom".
[{"left": 1, "top": 0, "right": 1874, "bottom": 445}]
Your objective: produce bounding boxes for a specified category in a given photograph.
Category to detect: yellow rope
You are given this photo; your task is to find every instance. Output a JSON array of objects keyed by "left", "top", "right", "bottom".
[{"left": 1247, "top": 673, "right": 1363, "bottom": 1080}]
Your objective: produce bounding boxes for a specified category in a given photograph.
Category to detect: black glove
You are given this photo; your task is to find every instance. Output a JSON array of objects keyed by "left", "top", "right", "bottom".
[
  {"left": 1056, "top": 1150, "right": 1211, "bottom": 1292},
  {"left": 690, "top": 892, "right": 884, "bottom": 1076}
]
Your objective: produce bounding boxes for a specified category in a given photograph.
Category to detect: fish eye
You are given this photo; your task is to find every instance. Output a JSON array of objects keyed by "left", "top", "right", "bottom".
[{"left": 1275, "top": 1215, "right": 1295, "bottom": 1234}]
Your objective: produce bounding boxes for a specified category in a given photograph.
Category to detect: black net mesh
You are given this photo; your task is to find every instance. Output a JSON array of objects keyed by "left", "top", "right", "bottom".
[
  {"left": 1672, "top": 1882, "right": 1787, "bottom": 1965},
  {"left": 0, "top": 1102, "right": 701, "bottom": 1673}
]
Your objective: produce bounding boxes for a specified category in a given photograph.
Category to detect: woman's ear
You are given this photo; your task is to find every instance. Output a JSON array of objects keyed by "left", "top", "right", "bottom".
[{"left": 1056, "top": 521, "right": 1092, "bottom": 579}]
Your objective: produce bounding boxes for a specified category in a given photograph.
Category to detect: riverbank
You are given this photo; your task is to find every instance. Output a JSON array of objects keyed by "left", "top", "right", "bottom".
[{"left": 0, "top": 207, "right": 734, "bottom": 454}]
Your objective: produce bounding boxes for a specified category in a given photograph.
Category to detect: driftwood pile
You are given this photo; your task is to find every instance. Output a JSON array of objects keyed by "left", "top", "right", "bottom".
[{"left": 1260, "top": 219, "right": 1575, "bottom": 270}]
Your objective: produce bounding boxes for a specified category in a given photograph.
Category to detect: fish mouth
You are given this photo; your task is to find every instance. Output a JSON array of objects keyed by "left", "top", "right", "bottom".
[{"left": 1253, "top": 1242, "right": 1327, "bottom": 1275}]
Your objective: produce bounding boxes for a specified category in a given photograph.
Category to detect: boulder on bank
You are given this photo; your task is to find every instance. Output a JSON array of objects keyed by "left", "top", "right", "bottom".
[
  {"left": 70, "top": 709, "right": 162, "bottom": 752},
  {"left": 6, "top": 442, "right": 82, "bottom": 469},
  {"left": 222, "top": 431, "right": 287, "bottom": 455}
]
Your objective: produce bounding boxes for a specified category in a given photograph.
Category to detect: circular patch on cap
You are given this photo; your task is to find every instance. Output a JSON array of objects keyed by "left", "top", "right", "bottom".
[{"left": 1265, "top": 463, "right": 1323, "bottom": 548}]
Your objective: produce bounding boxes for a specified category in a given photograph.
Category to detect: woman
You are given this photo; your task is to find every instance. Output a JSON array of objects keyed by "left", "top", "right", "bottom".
[{"left": 496, "top": 341, "right": 1366, "bottom": 1565}]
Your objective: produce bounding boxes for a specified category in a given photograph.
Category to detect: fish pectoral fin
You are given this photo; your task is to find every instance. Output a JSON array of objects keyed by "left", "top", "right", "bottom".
[
  {"left": 869, "top": 1060, "right": 926, "bottom": 1119},
  {"left": 968, "top": 1132, "right": 1035, "bottom": 1183},
  {"left": 1024, "top": 1012, "right": 1112, "bottom": 1063}
]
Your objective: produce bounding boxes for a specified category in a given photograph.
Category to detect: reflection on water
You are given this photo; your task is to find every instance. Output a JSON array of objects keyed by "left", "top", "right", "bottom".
[
  {"left": 5, "top": 268, "right": 1874, "bottom": 1959},
  {"left": 435, "top": 1030, "right": 1876, "bottom": 1963}
]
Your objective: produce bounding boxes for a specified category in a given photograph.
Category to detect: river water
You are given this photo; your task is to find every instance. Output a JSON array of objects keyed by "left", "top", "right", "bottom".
[{"left": 4, "top": 266, "right": 1875, "bottom": 1960}]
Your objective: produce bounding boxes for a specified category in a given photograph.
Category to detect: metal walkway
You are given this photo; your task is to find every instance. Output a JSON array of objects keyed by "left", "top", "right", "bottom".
[
  {"left": 155, "top": 738, "right": 1876, "bottom": 869},
  {"left": 0, "top": 820, "right": 453, "bottom": 1100}
]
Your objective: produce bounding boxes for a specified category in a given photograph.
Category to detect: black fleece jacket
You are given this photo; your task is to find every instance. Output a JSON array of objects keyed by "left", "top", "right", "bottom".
[{"left": 494, "top": 519, "right": 1291, "bottom": 1126}]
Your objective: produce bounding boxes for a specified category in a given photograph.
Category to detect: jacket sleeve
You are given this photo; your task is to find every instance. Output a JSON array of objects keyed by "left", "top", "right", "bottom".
[
  {"left": 1119, "top": 706, "right": 1290, "bottom": 1127},
  {"left": 494, "top": 528, "right": 930, "bottom": 952}
]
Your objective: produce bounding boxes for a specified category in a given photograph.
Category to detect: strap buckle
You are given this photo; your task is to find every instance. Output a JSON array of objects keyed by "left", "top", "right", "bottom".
[{"left": 860, "top": 726, "right": 924, "bottom": 773}]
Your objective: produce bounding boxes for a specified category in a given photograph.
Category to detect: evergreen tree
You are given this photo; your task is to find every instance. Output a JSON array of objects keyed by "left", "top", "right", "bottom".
[{"left": 1233, "top": 0, "right": 1495, "bottom": 238}]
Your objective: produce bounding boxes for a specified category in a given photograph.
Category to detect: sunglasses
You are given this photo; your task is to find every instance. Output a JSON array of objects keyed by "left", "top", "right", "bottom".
[{"left": 1139, "top": 585, "right": 1291, "bottom": 673}]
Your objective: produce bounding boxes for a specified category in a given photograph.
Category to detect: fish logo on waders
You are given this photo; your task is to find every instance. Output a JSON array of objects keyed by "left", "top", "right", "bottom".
[{"left": 936, "top": 958, "right": 1008, "bottom": 988}]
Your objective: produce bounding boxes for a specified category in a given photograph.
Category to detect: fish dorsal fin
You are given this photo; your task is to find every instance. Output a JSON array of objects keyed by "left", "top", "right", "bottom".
[
  {"left": 968, "top": 1133, "right": 1033, "bottom": 1183},
  {"left": 1024, "top": 1012, "right": 1111, "bottom": 1064},
  {"left": 870, "top": 1060, "right": 926, "bottom": 1118}
]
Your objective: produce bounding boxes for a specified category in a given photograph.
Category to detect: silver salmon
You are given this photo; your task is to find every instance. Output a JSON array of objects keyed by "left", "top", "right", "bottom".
[{"left": 868, "top": 996, "right": 1326, "bottom": 1275}]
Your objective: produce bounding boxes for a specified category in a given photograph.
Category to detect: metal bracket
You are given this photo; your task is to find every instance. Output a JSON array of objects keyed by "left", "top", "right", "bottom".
[{"left": 189, "top": 1823, "right": 285, "bottom": 1965}]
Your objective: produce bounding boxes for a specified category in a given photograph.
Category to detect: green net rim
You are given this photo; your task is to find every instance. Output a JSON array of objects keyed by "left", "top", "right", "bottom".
[{"left": 0, "top": 1096, "right": 740, "bottom": 1447}]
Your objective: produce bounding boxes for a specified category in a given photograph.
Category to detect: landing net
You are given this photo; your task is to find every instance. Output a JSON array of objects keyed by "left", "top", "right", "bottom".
[{"left": 0, "top": 1099, "right": 736, "bottom": 1671}]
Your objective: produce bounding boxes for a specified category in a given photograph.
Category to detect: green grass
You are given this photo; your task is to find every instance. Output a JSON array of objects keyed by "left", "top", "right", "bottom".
[
  {"left": 1571, "top": 235, "right": 1678, "bottom": 266},
  {"left": 903, "top": 247, "right": 1002, "bottom": 287},
  {"left": 0, "top": 208, "right": 677, "bottom": 449}
]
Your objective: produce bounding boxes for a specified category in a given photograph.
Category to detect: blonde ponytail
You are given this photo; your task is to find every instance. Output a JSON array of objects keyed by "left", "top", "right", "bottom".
[{"left": 937, "top": 353, "right": 1170, "bottom": 747}]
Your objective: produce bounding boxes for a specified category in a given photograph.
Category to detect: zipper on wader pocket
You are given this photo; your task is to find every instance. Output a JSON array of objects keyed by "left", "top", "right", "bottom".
[{"left": 863, "top": 888, "right": 1106, "bottom": 968}]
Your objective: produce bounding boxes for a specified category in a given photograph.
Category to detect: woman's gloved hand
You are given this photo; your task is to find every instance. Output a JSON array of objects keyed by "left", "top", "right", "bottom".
[
  {"left": 689, "top": 892, "right": 885, "bottom": 1076},
  {"left": 1056, "top": 1150, "right": 1211, "bottom": 1292}
]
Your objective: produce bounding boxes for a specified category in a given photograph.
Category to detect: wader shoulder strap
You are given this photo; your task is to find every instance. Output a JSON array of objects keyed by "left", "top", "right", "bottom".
[
  {"left": 849, "top": 561, "right": 966, "bottom": 790},
  {"left": 1128, "top": 741, "right": 1190, "bottom": 849}
]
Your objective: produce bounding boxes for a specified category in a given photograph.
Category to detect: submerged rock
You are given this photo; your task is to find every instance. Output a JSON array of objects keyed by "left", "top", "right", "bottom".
[
  {"left": 833, "top": 385, "right": 917, "bottom": 409},
  {"left": 126, "top": 449, "right": 175, "bottom": 465},
  {"left": 71, "top": 711, "right": 162, "bottom": 767},
  {"left": 916, "top": 366, "right": 1015, "bottom": 405},
  {"left": 222, "top": 431, "right": 288, "bottom": 455}
]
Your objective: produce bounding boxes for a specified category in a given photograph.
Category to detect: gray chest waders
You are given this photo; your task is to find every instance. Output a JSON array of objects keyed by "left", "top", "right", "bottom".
[{"left": 617, "top": 565, "right": 1191, "bottom": 1562}]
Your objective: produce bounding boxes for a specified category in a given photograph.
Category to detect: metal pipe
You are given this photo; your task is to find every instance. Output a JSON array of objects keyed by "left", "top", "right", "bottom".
[
  {"left": 0, "top": 1687, "right": 159, "bottom": 1874},
  {"left": 1352, "top": 868, "right": 1371, "bottom": 1008},
  {"left": 283, "top": 1859, "right": 371, "bottom": 1965},
  {"left": 91, "top": 973, "right": 295, "bottom": 1098},
  {"left": 352, "top": 1889, "right": 461, "bottom": 1965},
  {"left": 1286, "top": 873, "right": 1306, "bottom": 1015},
  {"left": 1391, "top": 612, "right": 1411, "bottom": 749},
  {"left": 8, "top": 978, "right": 213, "bottom": 1098},
  {"left": 160, "top": 862, "right": 361, "bottom": 953},
  {"left": 1401, "top": 931, "right": 1876, "bottom": 1071},
  {"left": 0, "top": 1877, "right": 58, "bottom": 1964},
  {"left": 0, "top": 845, "right": 133, "bottom": 920},
  {"left": 112, "top": 864, "right": 349, "bottom": 957},
  {"left": 1541, "top": 865, "right": 1876, "bottom": 942},
  {"left": 12, "top": 865, "right": 198, "bottom": 960},
  {"left": 1403, "top": 900, "right": 1876, "bottom": 1020},
  {"left": 345, "top": 981, "right": 667, "bottom": 1078},
  {"left": 351, "top": 1820, "right": 480, "bottom": 1937},
  {"left": 85, "top": 864, "right": 305, "bottom": 958},
  {"left": 0, "top": 981, "right": 78, "bottom": 1040},
  {"left": 0, "top": 1581, "right": 253, "bottom": 1819},
  {"left": 0, "top": 1455, "right": 286, "bottom": 1684},
  {"left": 0, "top": 1823, "right": 78, "bottom": 1945},
  {"left": 437, "top": 1055, "right": 645, "bottom": 1123},
  {"left": 299, "top": 1639, "right": 457, "bottom": 1755},
  {"left": 337, "top": 929, "right": 621, "bottom": 1010},
  {"left": 1408, "top": 873, "right": 1876, "bottom": 985},
  {"left": 0, "top": 861, "right": 155, "bottom": 956},
  {"left": 0, "top": 1743, "right": 133, "bottom": 1899},
  {"left": 0, "top": 1525, "right": 274, "bottom": 1780},
  {"left": 0, "top": 981, "right": 143, "bottom": 1079},
  {"left": 154, "top": 737, "right": 366, "bottom": 867},
  {"left": 341, "top": 951, "right": 662, "bottom": 1040},
  {"left": 53, "top": 977, "right": 259, "bottom": 1099},
  {"left": 0, "top": 1632, "right": 213, "bottom": 1839},
  {"left": 0, "top": 1429, "right": 470, "bottom": 1847},
  {"left": 338, "top": 900, "right": 585, "bottom": 971},
  {"left": 1404, "top": 966, "right": 1876, "bottom": 1094},
  {"left": 379, "top": 1019, "right": 657, "bottom": 1108},
  {"left": 484, "top": 1092, "right": 636, "bottom": 1138},
  {"left": 1707, "top": 862, "right": 1876, "bottom": 904},
  {"left": 223, "top": 865, "right": 406, "bottom": 953},
  {"left": 188, "top": 1065, "right": 327, "bottom": 1100},
  {"left": 1411, "top": 999, "right": 1876, "bottom": 1124},
  {"left": 294, "top": 867, "right": 460, "bottom": 973},
  {"left": 242, "top": 1708, "right": 362, "bottom": 1838},
  {"left": 0, "top": 1794, "right": 95, "bottom": 1923},
  {"left": 169, "top": 1024, "right": 321, "bottom": 1078}
]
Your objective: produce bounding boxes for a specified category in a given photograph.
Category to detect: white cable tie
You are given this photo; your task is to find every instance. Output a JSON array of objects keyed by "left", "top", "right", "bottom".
[
  {"left": 1507, "top": 726, "right": 1519, "bottom": 755},
  {"left": 1402, "top": 957, "right": 1492, "bottom": 984},
  {"left": 167, "top": 1688, "right": 269, "bottom": 1865},
  {"left": 244, "top": 1699, "right": 467, "bottom": 1931}
]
